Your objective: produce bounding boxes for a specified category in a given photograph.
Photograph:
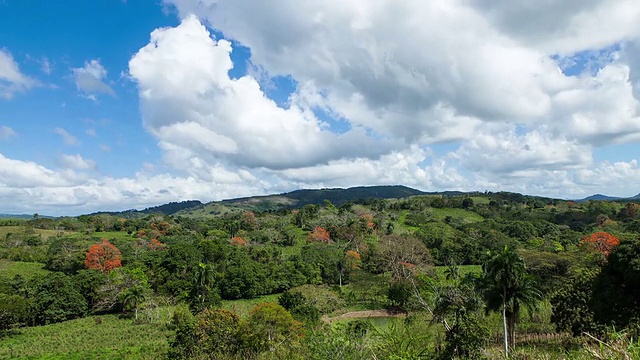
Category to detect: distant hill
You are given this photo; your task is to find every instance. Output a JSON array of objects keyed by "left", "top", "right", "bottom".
[
  {"left": 178, "top": 185, "right": 430, "bottom": 217},
  {"left": 90, "top": 200, "right": 203, "bottom": 217},
  {"left": 0, "top": 213, "right": 36, "bottom": 219},
  {"left": 575, "top": 193, "right": 640, "bottom": 202}
]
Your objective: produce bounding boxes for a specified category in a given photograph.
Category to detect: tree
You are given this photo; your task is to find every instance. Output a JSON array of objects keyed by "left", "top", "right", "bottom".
[
  {"left": 121, "top": 283, "right": 148, "bottom": 320},
  {"left": 193, "top": 308, "right": 241, "bottom": 356},
  {"left": 307, "top": 226, "right": 331, "bottom": 243},
  {"left": 582, "top": 231, "right": 620, "bottom": 256},
  {"left": 481, "top": 246, "right": 541, "bottom": 358},
  {"left": 433, "top": 272, "right": 488, "bottom": 359},
  {"left": 31, "top": 273, "right": 88, "bottom": 325},
  {"left": 591, "top": 238, "right": 640, "bottom": 328},
  {"left": 190, "top": 262, "right": 220, "bottom": 312},
  {"left": 84, "top": 238, "right": 122, "bottom": 273},
  {"left": 241, "top": 302, "right": 302, "bottom": 353},
  {"left": 550, "top": 269, "right": 599, "bottom": 336},
  {"left": 94, "top": 267, "right": 150, "bottom": 314}
]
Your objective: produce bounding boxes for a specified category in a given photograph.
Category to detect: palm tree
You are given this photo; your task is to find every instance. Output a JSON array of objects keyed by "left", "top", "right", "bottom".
[
  {"left": 192, "top": 262, "right": 216, "bottom": 311},
  {"left": 122, "top": 285, "right": 147, "bottom": 320},
  {"left": 481, "top": 246, "right": 541, "bottom": 358}
]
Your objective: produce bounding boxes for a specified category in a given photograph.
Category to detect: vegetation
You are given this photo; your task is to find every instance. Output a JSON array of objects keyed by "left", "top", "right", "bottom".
[{"left": 2, "top": 187, "right": 640, "bottom": 359}]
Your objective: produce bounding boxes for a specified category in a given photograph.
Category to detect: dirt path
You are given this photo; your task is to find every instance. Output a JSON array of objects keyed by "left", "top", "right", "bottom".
[{"left": 321, "top": 309, "right": 407, "bottom": 323}]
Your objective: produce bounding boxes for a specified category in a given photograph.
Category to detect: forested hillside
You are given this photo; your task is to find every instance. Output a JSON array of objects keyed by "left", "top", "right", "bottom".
[{"left": 1, "top": 190, "right": 640, "bottom": 359}]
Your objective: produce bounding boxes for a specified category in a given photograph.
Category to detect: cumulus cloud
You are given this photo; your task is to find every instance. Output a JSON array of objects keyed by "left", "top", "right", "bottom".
[
  {"left": 0, "top": 49, "right": 39, "bottom": 99},
  {"left": 59, "top": 154, "right": 96, "bottom": 170},
  {"left": 53, "top": 128, "right": 80, "bottom": 146},
  {"left": 129, "top": 15, "right": 397, "bottom": 173},
  {"left": 0, "top": 125, "right": 16, "bottom": 139},
  {"left": 72, "top": 59, "right": 115, "bottom": 99},
  {"left": 6, "top": 2, "right": 640, "bottom": 214},
  {"left": 152, "top": 2, "right": 640, "bottom": 184}
]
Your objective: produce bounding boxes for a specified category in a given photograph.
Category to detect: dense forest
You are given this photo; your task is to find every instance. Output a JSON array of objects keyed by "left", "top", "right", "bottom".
[{"left": 1, "top": 188, "right": 640, "bottom": 359}]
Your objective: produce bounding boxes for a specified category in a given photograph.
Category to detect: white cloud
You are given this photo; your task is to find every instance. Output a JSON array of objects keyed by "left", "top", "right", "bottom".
[
  {"left": 6, "top": 2, "right": 640, "bottom": 214},
  {"left": 59, "top": 154, "right": 96, "bottom": 170},
  {"left": 0, "top": 49, "right": 38, "bottom": 99},
  {"left": 72, "top": 59, "right": 115, "bottom": 99},
  {"left": 0, "top": 125, "right": 16, "bottom": 139},
  {"left": 53, "top": 128, "right": 80, "bottom": 146},
  {"left": 40, "top": 57, "right": 52, "bottom": 75},
  {"left": 466, "top": 0, "right": 640, "bottom": 54},
  {"left": 129, "top": 15, "right": 396, "bottom": 173}
]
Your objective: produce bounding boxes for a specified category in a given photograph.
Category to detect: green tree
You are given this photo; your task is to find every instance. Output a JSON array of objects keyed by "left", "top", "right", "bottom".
[
  {"left": 551, "top": 269, "right": 599, "bottom": 336},
  {"left": 193, "top": 308, "right": 241, "bottom": 356},
  {"left": 241, "top": 302, "right": 301, "bottom": 354},
  {"left": 481, "top": 246, "right": 541, "bottom": 357},
  {"left": 30, "top": 273, "right": 88, "bottom": 325},
  {"left": 189, "top": 262, "right": 220, "bottom": 313},
  {"left": 591, "top": 238, "right": 640, "bottom": 328}
]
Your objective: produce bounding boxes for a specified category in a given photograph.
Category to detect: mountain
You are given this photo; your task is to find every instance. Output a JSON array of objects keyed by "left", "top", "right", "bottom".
[
  {"left": 575, "top": 193, "right": 640, "bottom": 202},
  {"left": 576, "top": 194, "right": 622, "bottom": 202},
  {"left": 178, "top": 185, "right": 429, "bottom": 217},
  {"left": 0, "top": 213, "right": 37, "bottom": 219},
  {"left": 89, "top": 200, "right": 203, "bottom": 217}
]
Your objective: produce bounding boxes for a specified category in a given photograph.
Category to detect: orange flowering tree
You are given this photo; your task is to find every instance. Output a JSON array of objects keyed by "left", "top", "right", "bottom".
[
  {"left": 307, "top": 226, "right": 331, "bottom": 243},
  {"left": 582, "top": 231, "right": 620, "bottom": 256},
  {"left": 84, "top": 238, "right": 122, "bottom": 273},
  {"left": 344, "top": 250, "right": 362, "bottom": 271},
  {"left": 230, "top": 236, "right": 247, "bottom": 246},
  {"left": 148, "top": 238, "right": 167, "bottom": 251}
]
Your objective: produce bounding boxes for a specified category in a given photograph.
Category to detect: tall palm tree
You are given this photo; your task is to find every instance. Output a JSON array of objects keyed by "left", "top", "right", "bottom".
[
  {"left": 193, "top": 262, "right": 216, "bottom": 310},
  {"left": 481, "top": 246, "right": 541, "bottom": 358}
]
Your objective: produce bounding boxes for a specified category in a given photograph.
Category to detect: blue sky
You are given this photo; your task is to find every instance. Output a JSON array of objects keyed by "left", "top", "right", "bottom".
[{"left": 1, "top": 0, "right": 640, "bottom": 215}]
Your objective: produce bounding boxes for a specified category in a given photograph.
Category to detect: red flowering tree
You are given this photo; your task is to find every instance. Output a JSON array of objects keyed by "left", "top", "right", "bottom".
[
  {"left": 307, "top": 226, "right": 331, "bottom": 243},
  {"left": 582, "top": 231, "right": 620, "bottom": 256},
  {"left": 84, "top": 238, "right": 122, "bottom": 273}
]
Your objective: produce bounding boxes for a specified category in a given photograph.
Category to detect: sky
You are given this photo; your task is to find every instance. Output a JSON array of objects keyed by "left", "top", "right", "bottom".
[{"left": 1, "top": 0, "right": 640, "bottom": 215}]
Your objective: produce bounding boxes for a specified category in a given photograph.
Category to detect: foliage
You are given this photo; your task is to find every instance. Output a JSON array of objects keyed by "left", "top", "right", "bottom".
[
  {"left": 582, "top": 231, "right": 620, "bottom": 256},
  {"left": 481, "top": 246, "right": 542, "bottom": 355},
  {"left": 84, "top": 238, "right": 122, "bottom": 273},
  {"left": 192, "top": 308, "right": 241, "bottom": 356},
  {"left": 241, "top": 302, "right": 302, "bottom": 353},
  {"left": 307, "top": 226, "right": 332, "bottom": 243},
  {"left": 591, "top": 238, "right": 640, "bottom": 328},
  {"left": 30, "top": 272, "right": 88, "bottom": 325},
  {"left": 551, "top": 269, "right": 599, "bottom": 336}
]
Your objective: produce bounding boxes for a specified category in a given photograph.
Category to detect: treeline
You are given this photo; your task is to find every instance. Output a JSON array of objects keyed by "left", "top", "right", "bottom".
[{"left": 2, "top": 194, "right": 640, "bottom": 358}]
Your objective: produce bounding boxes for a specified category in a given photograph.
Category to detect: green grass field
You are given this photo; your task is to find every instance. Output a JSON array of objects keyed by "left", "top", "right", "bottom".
[
  {"left": 0, "top": 226, "right": 76, "bottom": 239},
  {"left": 0, "top": 260, "right": 49, "bottom": 281},
  {"left": 0, "top": 314, "right": 172, "bottom": 360},
  {"left": 429, "top": 208, "right": 484, "bottom": 223},
  {"left": 220, "top": 294, "right": 281, "bottom": 317}
]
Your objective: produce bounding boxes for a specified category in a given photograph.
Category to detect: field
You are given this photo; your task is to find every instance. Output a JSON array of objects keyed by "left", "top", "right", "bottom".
[
  {"left": 0, "top": 313, "right": 172, "bottom": 360},
  {"left": 0, "top": 260, "right": 49, "bottom": 281}
]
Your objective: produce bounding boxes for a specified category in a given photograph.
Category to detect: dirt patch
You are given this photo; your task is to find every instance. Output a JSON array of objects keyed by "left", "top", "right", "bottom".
[{"left": 322, "top": 309, "right": 407, "bottom": 323}]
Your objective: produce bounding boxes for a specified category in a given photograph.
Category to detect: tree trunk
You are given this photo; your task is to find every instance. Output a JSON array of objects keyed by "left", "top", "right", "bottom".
[
  {"left": 502, "top": 289, "right": 509, "bottom": 359},
  {"left": 508, "top": 313, "right": 516, "bottom": 352}
]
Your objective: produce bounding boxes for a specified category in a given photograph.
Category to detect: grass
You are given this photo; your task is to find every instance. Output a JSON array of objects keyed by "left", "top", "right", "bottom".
[
  {"left": 0, "top": 226, "right": 76, "bottom": 239},
  {"left": 0, "top": 313, "right": 172, "bottom": 360},
  {"left": 429, "top": 208, "right": 484, "bottom": 223},
  {"left": 221, "top": 294, "right": 281, "bottom": 316},
  {"left": 433, "top": 264, "right": 482, "bottom": 278},
  {"left": 0, "top": 260, "right": 49, "bottom": 280}
]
